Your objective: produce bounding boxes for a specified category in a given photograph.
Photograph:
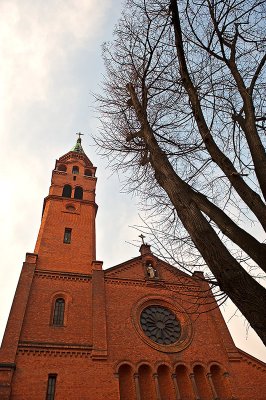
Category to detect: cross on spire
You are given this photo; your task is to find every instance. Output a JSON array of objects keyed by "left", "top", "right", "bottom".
[
  {"left": 76, "top": 132, "right": 84, "bottom": 139},
  {"left": 71, "top": 133, "right": 85, "bottom": 153}
]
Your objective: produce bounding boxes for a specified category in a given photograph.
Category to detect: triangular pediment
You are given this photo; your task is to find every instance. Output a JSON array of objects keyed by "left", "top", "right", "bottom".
[
  {"left": 155, "top": 259, "right": 195, "bottom": 285},
  {"left": 105, "top": 256, "right": 145, "bottom": 280},
  {"left": 105, "top": 255, "right": 195, "bottom": 285}
]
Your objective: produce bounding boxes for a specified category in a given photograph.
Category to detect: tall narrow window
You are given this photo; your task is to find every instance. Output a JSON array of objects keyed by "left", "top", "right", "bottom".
[
  {"left": 62, "top": 184, "right": 72, "bottom": 198},
  {"left": 63, "top": 228, "right": 72, "bottom": 244},
  {"left": 74, "top": 186, "right": 83, "bottom": 199},
  {"left": 53, "top": 298, "right": 65, "bottom": 326},
  {"left": 72, "top": 165, "right": 79, "bottom": 174},
  {"left": 46, "top": 374, "right": 57, "bottom": 400}
]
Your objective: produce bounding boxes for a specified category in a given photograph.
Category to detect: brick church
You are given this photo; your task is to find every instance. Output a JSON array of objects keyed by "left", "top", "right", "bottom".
[{"left": 0, "top": 137, "right": 265, "bottom": 399}]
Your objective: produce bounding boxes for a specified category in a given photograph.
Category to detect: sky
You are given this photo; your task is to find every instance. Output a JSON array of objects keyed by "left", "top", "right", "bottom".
[{"left": 0, "top": 0, "right": 265, "bottom": 362}]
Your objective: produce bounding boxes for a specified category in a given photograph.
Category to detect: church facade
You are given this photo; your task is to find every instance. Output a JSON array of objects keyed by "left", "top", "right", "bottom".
[{"left": 0, "top": 139, "right": 265, "bottom": 399}]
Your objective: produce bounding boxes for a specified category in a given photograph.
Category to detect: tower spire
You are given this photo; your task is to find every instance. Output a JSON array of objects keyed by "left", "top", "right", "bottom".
[{"left": 71, "top": 132, "right": 85, "bottom": 153}]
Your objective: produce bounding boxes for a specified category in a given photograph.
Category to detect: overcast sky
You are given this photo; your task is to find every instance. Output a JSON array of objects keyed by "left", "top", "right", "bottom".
[{"left": 0, "top": 0, "right": 265, "bottom": 362}]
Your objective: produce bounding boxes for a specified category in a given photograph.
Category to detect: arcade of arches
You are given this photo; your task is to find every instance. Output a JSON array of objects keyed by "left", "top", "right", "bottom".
[{"left": 118, "top": 362, "right": 230, "bottom": 400}]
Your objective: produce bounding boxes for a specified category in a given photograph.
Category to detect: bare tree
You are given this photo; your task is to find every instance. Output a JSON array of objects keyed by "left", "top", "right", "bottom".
[{"left": 96, "top": 0, "right": 266, "bottom": 344}]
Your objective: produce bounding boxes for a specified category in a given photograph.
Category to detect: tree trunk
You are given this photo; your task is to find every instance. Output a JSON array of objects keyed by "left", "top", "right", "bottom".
[{"left": 150, "top": 136, "right": 266, "bottom": 345}]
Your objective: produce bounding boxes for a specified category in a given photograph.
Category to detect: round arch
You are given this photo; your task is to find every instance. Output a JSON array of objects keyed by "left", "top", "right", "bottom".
[{"left": 115, "top": 360, "right": 135, "bottom": 374}]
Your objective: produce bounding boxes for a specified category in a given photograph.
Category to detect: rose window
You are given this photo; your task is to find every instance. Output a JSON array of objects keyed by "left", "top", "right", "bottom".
[{"left": 140, "top": 306, "right": 181, "bottom": 345}]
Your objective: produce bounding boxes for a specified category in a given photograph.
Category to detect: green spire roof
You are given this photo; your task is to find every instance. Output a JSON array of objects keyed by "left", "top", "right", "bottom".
[{"left": 71, "top": 136, "right": 85, "bottom": 154}]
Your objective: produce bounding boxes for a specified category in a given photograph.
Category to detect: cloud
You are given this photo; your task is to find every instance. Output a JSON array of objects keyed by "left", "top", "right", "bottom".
[{"left": 0, "top": 0, "right": 111, "bottom": 124}]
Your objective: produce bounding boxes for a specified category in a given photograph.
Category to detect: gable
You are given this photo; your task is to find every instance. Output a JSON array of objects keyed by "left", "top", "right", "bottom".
[
  {"left": 105, "top": 257, "right": 145, "bottom": 280},
  {"left": 105, "top": 256, "right": 194, "bottom": 286},
  {"left": 156, "top": 259, "right": 194, "bottom": 285}
]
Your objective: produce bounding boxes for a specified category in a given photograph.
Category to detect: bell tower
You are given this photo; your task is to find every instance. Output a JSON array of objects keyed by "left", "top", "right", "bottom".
[
  {"left": 0, "top": 136, "right": 103, "bottom": 400},
  {"left": 34, "top": 134, "right": 97, "bottom": 273}
]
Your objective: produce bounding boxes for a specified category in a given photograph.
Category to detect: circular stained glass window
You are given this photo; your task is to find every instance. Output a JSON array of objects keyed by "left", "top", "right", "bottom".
[{"left": 140, "top": 306, "right": 181, "bottom": 345}]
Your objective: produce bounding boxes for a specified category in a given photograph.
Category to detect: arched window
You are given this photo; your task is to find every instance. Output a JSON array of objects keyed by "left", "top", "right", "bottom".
[
  {"left": 74, "top": 186, "right": 83, "bottom": 199},
  {"left": 72, "top": 166, "right": 79, "bottom": 175},
  {"left": 84, "top": 168, "right": 92, "bottom": 177},
  {"left": 57, "top": 164, "right": 67, "bottom": 172},
  {"left": 62, "top": 184, "right": 72, "bottom": 198},
  {"left": 53, "top": 298, "right": 65, "bottom": 326}
]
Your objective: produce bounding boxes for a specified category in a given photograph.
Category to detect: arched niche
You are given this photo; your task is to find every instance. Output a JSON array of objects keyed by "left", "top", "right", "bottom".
[
  {"left": 175, "top": 364, "right": 194, "bottom": 399},
  {"left": 118, "top": 364, "right": 135, "bottom": 400},
  {"left": 157, "top": 364, "right": 175, "bottom": 400},
  {"left": 210, "top": 364, "right": 229, "bottom": 399},
  {"left": 138, "top": 364, "right": 156, "bottom": 400},
  {"left": 193, "top": 364, "right": 212, "bottom": 400}
]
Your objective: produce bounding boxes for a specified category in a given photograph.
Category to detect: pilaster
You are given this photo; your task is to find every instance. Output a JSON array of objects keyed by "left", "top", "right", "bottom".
[{"left": 91, "top": 261, "right": 108, "bottom": 360}]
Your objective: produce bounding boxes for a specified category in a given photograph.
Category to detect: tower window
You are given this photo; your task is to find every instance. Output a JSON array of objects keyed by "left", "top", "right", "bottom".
[
  {"left": 84, "top": 168, "right": 92, "bottom": 177},
  {"left": 72, "top": 166, "right": 79, "bottom": 175},
  {"left": 74, "top": 186, "right": 83, "bottom": 199},
  {"left": 57, "top": 164, "right": 66, "bottom": 172},
  {"left": 46, "top": 374, "right": 57, "bottom": 400},
  {"left": 63, "top": 228, "right": 72, "bottom": 244},
  {"left": 62, "top": 184, "right": 72, "bottom": 198},
  {"left": 53, "top": 298, "right": 65, "bottom": 326}
]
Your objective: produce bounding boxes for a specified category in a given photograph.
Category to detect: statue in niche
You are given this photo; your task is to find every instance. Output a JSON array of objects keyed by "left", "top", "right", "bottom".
[{"left": 146, "top": 263, "right": 157, "bottom": 279}]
